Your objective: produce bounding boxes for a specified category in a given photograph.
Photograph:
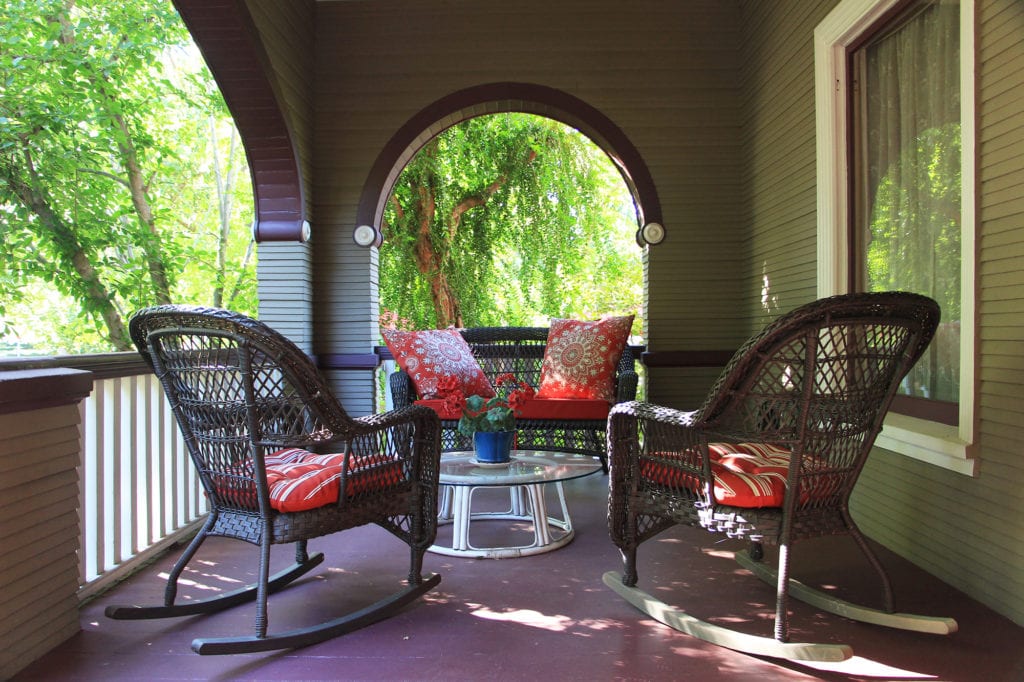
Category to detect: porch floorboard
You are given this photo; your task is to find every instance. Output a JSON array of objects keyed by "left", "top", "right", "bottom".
[{"left": 15, "top": 473, "right": 1024, "bottom": 681}]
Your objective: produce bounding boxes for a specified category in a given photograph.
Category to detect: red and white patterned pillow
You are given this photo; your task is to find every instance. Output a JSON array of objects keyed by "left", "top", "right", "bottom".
[
  {"left": 382, "top": 328, "right": 495, "bottom": 399},
  {"left": 536, "top": 315, "right": 634, "bottom": 402}
]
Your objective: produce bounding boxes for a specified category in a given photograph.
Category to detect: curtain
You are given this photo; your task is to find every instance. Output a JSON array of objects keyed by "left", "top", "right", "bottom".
[{"left": 856, "top": 0, "right": 960, "bottom": 404}]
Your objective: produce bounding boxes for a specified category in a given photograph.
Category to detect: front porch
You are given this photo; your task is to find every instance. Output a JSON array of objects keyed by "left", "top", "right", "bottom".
[{"left": 14, "top": 472, "right": 1023, "bottom": 681}]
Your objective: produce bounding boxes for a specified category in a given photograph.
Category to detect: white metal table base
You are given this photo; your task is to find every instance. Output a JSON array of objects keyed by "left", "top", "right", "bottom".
[{"left": 431, "top": 482, "right": 574, "bottom": 558}]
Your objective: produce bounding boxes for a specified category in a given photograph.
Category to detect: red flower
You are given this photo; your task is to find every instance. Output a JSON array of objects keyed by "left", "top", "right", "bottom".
[
  {"left": 507, "top": 390, "right": 530, "bottom": 411},
  {"left": 495, "top": 373, "right": 517, "bottom": 387},
  {"left": 443, "top": 391, "right": 467, "bottom": 415},
  {"left": 437, "top": 375, "right": 460, "bottom": 396}
]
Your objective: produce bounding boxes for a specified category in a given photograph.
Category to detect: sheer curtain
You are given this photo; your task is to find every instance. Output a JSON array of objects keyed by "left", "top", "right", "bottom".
[{"left": 854, "top": 0, "right": 960, "bottom": 407}]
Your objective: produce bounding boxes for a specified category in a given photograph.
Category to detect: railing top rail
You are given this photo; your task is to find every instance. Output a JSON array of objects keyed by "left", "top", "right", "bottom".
[{"left": 0, "top": 351, "right": 149, "bottom": 380}]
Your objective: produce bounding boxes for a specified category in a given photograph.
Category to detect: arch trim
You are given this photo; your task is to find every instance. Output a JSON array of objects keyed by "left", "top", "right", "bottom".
[{"left": 355, "top": 82, "right": 662, "bottom": 246}]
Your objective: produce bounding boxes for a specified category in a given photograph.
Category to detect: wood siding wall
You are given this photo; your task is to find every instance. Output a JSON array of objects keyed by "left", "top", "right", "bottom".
[
  {"left": 737, "top": 0, "right": 1024, "bottom": 626},
  {"left": 312, "top": 0, "right": 747, "bottom": 413},
  {"left": 737, "top": 1, "right": 834, "bottom": 328}
]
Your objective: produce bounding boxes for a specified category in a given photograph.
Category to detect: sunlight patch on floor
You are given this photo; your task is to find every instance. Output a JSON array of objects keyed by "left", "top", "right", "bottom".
[
  {"left": 158, "top": 569, "right": 242, "bottom": 591},
  {"left": 470, "top": 606, "right": 573, "bottom": 632},
  {"left": 800, "top": 655, "right": 936, "bottom": 678}
]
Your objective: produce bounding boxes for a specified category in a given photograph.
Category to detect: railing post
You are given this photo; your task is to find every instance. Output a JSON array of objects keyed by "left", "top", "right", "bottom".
[{"left": 0, "top": 368, "right": 93, "bottom": 680}]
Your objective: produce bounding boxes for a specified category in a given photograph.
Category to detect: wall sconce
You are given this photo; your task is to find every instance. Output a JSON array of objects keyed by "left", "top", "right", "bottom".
[
  {"left": 636, "top": 221, "right": 665, "bottom": 246},
  {"left": 353, "top": 224, "right": 382, "bottom": 248}
]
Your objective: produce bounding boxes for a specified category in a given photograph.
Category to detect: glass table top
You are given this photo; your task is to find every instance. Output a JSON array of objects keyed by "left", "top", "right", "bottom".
[{"left": 438, "top": 450, "right": 603, "bottom": 486}]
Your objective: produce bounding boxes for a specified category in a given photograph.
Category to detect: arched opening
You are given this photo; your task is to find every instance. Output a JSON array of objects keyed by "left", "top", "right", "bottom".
[
  {"left": 378, "top": 112, "right": 642, "bottom": 330},
  {"left": 354, "top": 83, "right": 663, "bottom": 248}
]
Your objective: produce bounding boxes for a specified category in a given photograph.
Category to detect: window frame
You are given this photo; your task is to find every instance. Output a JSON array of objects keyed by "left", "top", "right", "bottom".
[{"left": 814, "top": 0, "right": 978, "bottom": 476}]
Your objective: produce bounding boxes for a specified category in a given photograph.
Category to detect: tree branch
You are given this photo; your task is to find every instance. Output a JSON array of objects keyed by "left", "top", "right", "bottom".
[
  {"left": 76, "top": 167, "right": 131, "bottom": 189},
  {"left": 449, "top": 174, "right": 507, "bottom": 238}
]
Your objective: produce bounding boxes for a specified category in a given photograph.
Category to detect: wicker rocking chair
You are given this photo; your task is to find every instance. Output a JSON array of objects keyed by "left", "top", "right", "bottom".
[
  {"left": 604, "top": 292, "right": 957, "bottom": 661},
  {"left": 106, "top": 306, "right": 442, "bottom": 655}
]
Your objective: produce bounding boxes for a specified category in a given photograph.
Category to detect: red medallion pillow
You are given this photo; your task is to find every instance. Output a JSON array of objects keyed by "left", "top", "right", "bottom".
[
  {"left": 536, "top": 315, "right": 634, "bottom": 402},
  {"left": 382, "top": 328, "right": 495, "bottom": 399}
]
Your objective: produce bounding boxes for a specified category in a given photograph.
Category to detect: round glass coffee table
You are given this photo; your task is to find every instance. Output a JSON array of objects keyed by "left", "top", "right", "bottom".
[{"left": 429, "top": 450, "right": 603, "bottom": 559}]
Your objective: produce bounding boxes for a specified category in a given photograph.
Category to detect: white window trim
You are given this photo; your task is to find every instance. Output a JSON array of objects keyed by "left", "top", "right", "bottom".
[{"left": 814, "top": 0, "right": 978, "bottom": 476}]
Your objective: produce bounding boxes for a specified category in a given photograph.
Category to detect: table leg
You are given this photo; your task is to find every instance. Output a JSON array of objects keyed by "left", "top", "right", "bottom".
[
  {"left": 525, "top": 484, "right": 551, "bottom": 547},
  {"left": 428, "top": 482, "right": 577, "bottom": 558},
  {"left": 438, "top": 485, "right": 453, "bottom": 521},
  {"left": 451, "top": 486, "right": 472, "bottom": 552}
]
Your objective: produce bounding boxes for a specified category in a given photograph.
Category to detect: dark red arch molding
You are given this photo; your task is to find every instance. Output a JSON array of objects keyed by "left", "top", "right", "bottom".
[
  {"left": 356, "top": 82, "right": 663, "bottom": 243},
  {"left": 172, "top": 0, "right": 307, "bottom": 242}
]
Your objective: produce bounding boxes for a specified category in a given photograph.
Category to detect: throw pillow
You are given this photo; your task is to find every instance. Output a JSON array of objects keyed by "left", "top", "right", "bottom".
[
  {"left": 382, "top": 328, "right": 495, "bottom": 399},
  {"left": 536, "top": 315, "right": 634, "bottom": 402}
]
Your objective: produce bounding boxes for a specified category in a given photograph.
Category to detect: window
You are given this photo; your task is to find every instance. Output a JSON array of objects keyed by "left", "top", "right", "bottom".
[
  {"left": 815, "top": 0, "right": 977, "bottom": 475},
  {"left": 850, "top": 0, "right": 961, "bottom": 425}
]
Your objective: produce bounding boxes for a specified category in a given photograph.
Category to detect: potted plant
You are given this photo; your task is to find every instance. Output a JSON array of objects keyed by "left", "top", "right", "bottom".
[{"left": 442, "top": 373, "right": 534, "bottom": 463}]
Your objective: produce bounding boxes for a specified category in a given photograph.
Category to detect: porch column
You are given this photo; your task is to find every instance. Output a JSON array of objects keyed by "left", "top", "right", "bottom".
[{"left": 0, "top": 368, "right": 93, "bottom": 680}]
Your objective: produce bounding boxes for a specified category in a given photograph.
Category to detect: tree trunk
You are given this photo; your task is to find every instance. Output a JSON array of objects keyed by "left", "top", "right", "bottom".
[
  {"left": 211, "top": 119, "right": 240, "bottom": 308},
  {"left": 1, "top": 147, "right": 131, "bottom": 350},
  {"left": 412, "top": 183, "right": 463, "bottom": 327},
  {"left": 111, "top": 108, "right": 173, "bottom": 305},
  {"left": 56, "top": 5, "right": 172, "bottom": 305}
]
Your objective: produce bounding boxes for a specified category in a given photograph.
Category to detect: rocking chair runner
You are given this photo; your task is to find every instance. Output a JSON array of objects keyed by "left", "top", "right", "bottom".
[
  {"left": 106, "top": 306, "right": 442, "bottom": 655},
  {"left": 605, "top": 292, "right": 958, "bottom": 662}
]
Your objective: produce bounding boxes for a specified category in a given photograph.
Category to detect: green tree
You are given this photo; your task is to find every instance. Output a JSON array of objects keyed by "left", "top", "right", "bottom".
[
  {"left": 381, "top": 114, "right": 642, "bottom": 332},
  {"left": 0, "top": 0, "right": 255, "bottom": 353}
]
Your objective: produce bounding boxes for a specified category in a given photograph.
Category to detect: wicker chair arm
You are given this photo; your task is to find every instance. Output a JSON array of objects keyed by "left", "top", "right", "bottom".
[
  {"left": 607, "top": 401, "right": 710, "bottom": 497},
  {"left": 389, "top": 370, "right": 415, "bottom": 409},
  {"left": 609, "top": 400, "right": 699, "bottom": 428},
  {"left": 353, "top": 404, "right": 439, "bottom": 434}
]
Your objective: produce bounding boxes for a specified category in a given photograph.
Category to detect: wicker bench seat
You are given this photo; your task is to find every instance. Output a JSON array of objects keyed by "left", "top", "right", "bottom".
[{"left": 388, "top": 326, "right": 638, "bottom": 470}]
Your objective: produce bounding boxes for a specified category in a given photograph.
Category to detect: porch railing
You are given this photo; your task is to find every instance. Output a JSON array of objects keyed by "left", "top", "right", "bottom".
[
  {"left": 1, "top": 353, "right": 208, "bottom": 602},
  {"left": 78, "top": 366, "right": 207, "bottom": 600}
]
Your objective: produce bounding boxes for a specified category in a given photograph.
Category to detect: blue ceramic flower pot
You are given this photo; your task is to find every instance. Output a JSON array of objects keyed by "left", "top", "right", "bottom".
[{"left": 473, "top": 431, "right": 513, "bottom": 463}]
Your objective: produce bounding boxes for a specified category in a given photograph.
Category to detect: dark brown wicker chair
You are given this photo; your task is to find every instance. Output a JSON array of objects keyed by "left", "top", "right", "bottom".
[
  {"left": 604, "top": 292, "right": 957, "bottom": 661},
  {"left": 106, "top": 306, "right": 442, "bottom": 655}
]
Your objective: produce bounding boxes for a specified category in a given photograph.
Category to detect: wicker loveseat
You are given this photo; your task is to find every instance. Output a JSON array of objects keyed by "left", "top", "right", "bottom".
[{"left": 388, "top": 326, "right": 638, "bottom": 469}]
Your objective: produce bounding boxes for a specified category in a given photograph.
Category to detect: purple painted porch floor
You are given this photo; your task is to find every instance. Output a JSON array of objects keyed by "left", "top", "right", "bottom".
[{"left": 16, "top": 472, "right": 1024, "bottom": 681}]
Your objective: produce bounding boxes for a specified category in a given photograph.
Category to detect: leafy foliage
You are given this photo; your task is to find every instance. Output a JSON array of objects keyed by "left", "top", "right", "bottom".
[
  {"left": 380, "top": 113, "right": 642, "bottom": 334},
  {"left": 0, "top": 0, "right": 255, "bottom": 353}
]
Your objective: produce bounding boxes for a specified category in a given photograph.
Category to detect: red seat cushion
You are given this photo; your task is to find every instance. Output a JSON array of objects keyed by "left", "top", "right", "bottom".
[
  {"left": 640, "top": 442, "right": 792, "bottom": 508},
  {"left": 266, "top": 448, "right": 404, "bottom": 512},
  {"left": 536, "top": 315, "right": 633, "bottom": 402},
  {"left": 511, "top": 397, "right": 610, "bottom": 420},
  {"left": 382, "top": 328, "right": 495, "bottom": 399},
  {"left": 215, "top": 448, "right": 404, "bottom": 513},
  {"left": 415, "top": 396, "right": 610, "bottom": 421}
]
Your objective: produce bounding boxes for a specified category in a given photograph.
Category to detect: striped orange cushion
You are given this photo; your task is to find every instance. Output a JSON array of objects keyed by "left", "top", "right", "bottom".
[
  {"left": 264, "top": 448, "right": 404, "bottom": 512},
  {"left": 641, "top": 442, "right": 792, "bottom": 508}
]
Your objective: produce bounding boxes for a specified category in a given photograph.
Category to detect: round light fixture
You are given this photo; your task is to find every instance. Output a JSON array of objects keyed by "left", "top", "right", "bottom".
[
  {"left": 640, "top": 221, "right": 665, "bottom": 245},
  {"left": 353, "top": 224, "right": 381, "bottom": 248}
]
